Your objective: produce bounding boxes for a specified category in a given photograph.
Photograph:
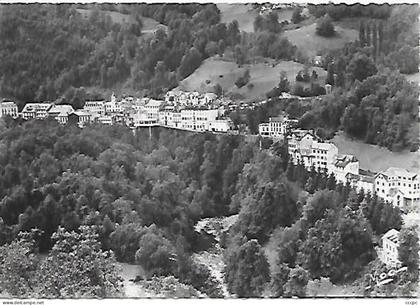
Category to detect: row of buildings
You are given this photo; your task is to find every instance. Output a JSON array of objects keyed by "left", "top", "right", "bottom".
[
  {"left": 259, "top": 116, "right": 420, "bottom": 211},
  {"left": 1, "top": 91, "right": 233, "bottom": 133}
]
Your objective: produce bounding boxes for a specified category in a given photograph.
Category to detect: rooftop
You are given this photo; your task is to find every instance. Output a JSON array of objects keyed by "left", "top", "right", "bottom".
[
  {"left": 382, "top": 167, "right": 417, "bottom": 179},
  {"left": 334, "top": 154, "right": 358, "bottom": 168},
  {"left": 383, "top": 229, "right": 400, "bottom": 244}
]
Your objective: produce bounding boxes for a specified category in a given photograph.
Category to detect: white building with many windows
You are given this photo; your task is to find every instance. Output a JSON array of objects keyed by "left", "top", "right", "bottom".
[
  {"left": 83, "top": 101, "right": 105, "bottom": 116},
  {"left": 144, "top": 99, "right": 163, "bottom": 121},
  {"left": 374, "top": 167, "right": 420, "bottom": 209},
  {"left": 0, "top": 101, "right": 18, "bottom": 118},
  {"left": 379, "top": 229, "right": 401, "bottom": 268},
  {"left": 259, "top": 116, "right": 298, "bottom": 139},
  {"left": 287, "top": 130, "right": 338, "bottom": 172},
  {"left": 21, "top": 103, "right": 53, "bottom": 119}
]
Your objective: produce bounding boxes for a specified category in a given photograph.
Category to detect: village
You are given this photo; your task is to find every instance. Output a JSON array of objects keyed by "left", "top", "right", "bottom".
[
  {"left": 0, "top": 90, "right": 235, "bottom": 133},
  {"left": 0, "top": 88, "right": 418, "bottom": 276}
]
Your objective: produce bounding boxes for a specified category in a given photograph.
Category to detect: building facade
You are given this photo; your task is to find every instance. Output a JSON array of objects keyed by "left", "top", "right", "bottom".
[
  {"left": 374, "top": 167, "right": 420, "bottom": 209},
  {"left": 379, "top": 229, "right": 401, "bottom": 268},
  {"left": 0, "top": 101, "right": 18, "bottom": 118},
  {"left": 21, "top": 103, "right": 53, "bottom": 119},
  {"left": 288, "top": 130, "right": 338, "bottom": 172}
]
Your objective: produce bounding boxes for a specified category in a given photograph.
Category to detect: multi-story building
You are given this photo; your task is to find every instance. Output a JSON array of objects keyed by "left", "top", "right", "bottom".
[
  {"left": 374, "top": 167, "right": 420, "bottom": 209},
  {"left": 20, "top": 103, "right": 53, "bottom": 120},
  {"left": 144, "top": 99, "right": 163, "bottom": 121},
  {"left": 0, "top": 101, "right": 18, "bottom": 118},
  {"left": 208, "top": 119, "right": 232, "bottom": 132},
  {"left": 346, "top": 169, "right": 376, "bottom": 194},
  {"left": 259, "top": 116, "right": 298, "bottom": 138},
  {"left": 379, "top": 229, "right": 401, "bottom": 268},
  {"left": 180, "top": 108, "right": 219, "bottom": 131},
  {"left": 288, "top": 129, "right": 338, "bottom": 172},
  {"left": 68, "top": 110, "right": 92, "bottom": 127},
  {"left": 105, "top": 100, "right": 122, "bottom": 114},
  {"left": 159, "top": 110, "right": 182, "bottom": 128},
  {"left": 83, "top": 101, "right": 105, "bottom": 116},
  {"left": 328, "top": 154, "right": 359, "bottom": 184},
  {"left": 48, "top": 104, "right": 75, "bottom": 124},
  {"left": 97, "top": 116, "right": 113, "bottom": 125}
]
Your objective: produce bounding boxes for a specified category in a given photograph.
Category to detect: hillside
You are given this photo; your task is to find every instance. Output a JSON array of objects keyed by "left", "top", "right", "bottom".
[
  {"left": 217, "top": 4, "right": 294, "bottom": 33},
  {"left": 332, "top": 132, "right": 420, "bottom": 174},
  {"left": 283, "top": 22, "right": 358, "bottom": 58},
  {"left": 178, "top": 57, "right": 327, "bottom": 101},
  {"left": 76, "top": 8, "right": 166, "bottom": 34}
]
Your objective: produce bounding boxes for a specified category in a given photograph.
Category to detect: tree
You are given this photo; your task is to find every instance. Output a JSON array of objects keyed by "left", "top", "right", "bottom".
[
  {"left": 291, "top": 7, "right": 303, "bottom": 24},
  {"left": 283, "top": 266, "right": 309, "bottom": 297},
  {"left": 326, "top": 63, "right": 335, "bottom": 85},
  {"left": 316, "top": 15, "right": 335, "bottom": 37},
  {"left": 235, "top": 69, "right": 251, "bottom": 88},
  {"left": 366, "top": 22, "right": 371, "bottom": 46},
  {"left": 254, "top": 15, "right": 264, "bottom": 32},
  {"left": 225, "top": 239, "right": 270, "bottom": 297},
  {"left": 372, "top": 22, "right": 378, "bottom": 57},
  {"left": 278, "top": 71, "right": 290, "bottom": 93},
  {"left": 0, "top": 231, "right": 39, "bottom": 297},
  {"left": 270, "top": 263, "right": 291, "bottom": 297},
  {"left": 178, "top": 47, "right": 203, "bottom": 80},
  {"left": 135, "top": 226, "right": 177, "bottom": 276},
  {"left": 359, "top": 21, "right": 366, "bottom": 46},
  {"left": 347, "top": 53, "right": 377, "bottom": 82},
  {"left": 398, "top": 226, "right": 419, "bottom": 282},
  {"left": 37, "top": 226, "right": 123, "bottom": 298}
]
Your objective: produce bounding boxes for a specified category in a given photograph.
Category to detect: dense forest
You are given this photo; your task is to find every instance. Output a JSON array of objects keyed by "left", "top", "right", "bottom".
[{"left": 0, "top": 118, "right": 417, "bottom": 297}]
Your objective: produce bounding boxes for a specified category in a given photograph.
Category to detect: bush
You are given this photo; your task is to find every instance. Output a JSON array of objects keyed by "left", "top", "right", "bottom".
[
  {"left": 235, "top": 69, "right": 251, "bottom": 88},
  {"left": 316, "top": 16, "right": 335, "bottom": 37}
]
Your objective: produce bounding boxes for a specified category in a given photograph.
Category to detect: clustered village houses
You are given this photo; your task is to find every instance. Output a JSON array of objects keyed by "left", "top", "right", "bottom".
[
  {"left": 0, "top": 90, "right": 234, "bottom": 133},
  {"left": 1, "top": 91, "right": 418, "bottom": 269}
]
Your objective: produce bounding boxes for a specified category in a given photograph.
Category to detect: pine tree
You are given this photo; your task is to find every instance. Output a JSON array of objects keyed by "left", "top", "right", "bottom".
[
  {"left": 359, "top": 21, "right": 366, "bottom": 46},
  {"left": 398, "top": 227, "right": 419, "bottom": 282},
  {"left": 326, "top": 63, "right": 335, "bottom": 85},
  {"left": 366, "top": 22, "right": 371, "bottom": 46},
  {"left": 372, "top": 22, "right": 378, "bottom": 58},
  {"left": 378, "top": 21, "right": 384, "bottom": 54}
]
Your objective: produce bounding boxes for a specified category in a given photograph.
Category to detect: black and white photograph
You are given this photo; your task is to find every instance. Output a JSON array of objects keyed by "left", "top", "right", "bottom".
[{"left": 0, "top": 0, "right": 418, "bottom": 302}]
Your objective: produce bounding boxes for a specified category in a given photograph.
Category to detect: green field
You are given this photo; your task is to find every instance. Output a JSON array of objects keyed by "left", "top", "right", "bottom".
[
  {"left": 332, "top": 132, "right": 420, "bottom": 174},
  {"left": 283, "top": 22, "right": 358, "bottom": 58},
  {"left": 178, "top": 57, "right": 327, "bottom": 101}
]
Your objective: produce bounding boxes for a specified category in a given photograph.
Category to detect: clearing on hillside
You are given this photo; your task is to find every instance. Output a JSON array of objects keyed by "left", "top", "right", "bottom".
[
  {"left": 283, "top": 22, "right": 358, "bottom": 58},
  {"left": 178, "top": 57, "right": 327, "bottom": 101},
  {"left": 217, "top": 4, "right": 294, "bottom": 33},
  {"left": 332, "top": 132, "right": 420, "bottom": 174}
]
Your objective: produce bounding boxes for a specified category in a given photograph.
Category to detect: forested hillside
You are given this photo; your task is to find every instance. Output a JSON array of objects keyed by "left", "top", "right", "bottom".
[
  {"left": 0, "top": 4, "right": 239, "bottom": 107},
  {"left": 0, "top": 118, "right": 417, "bottom": 297}
]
